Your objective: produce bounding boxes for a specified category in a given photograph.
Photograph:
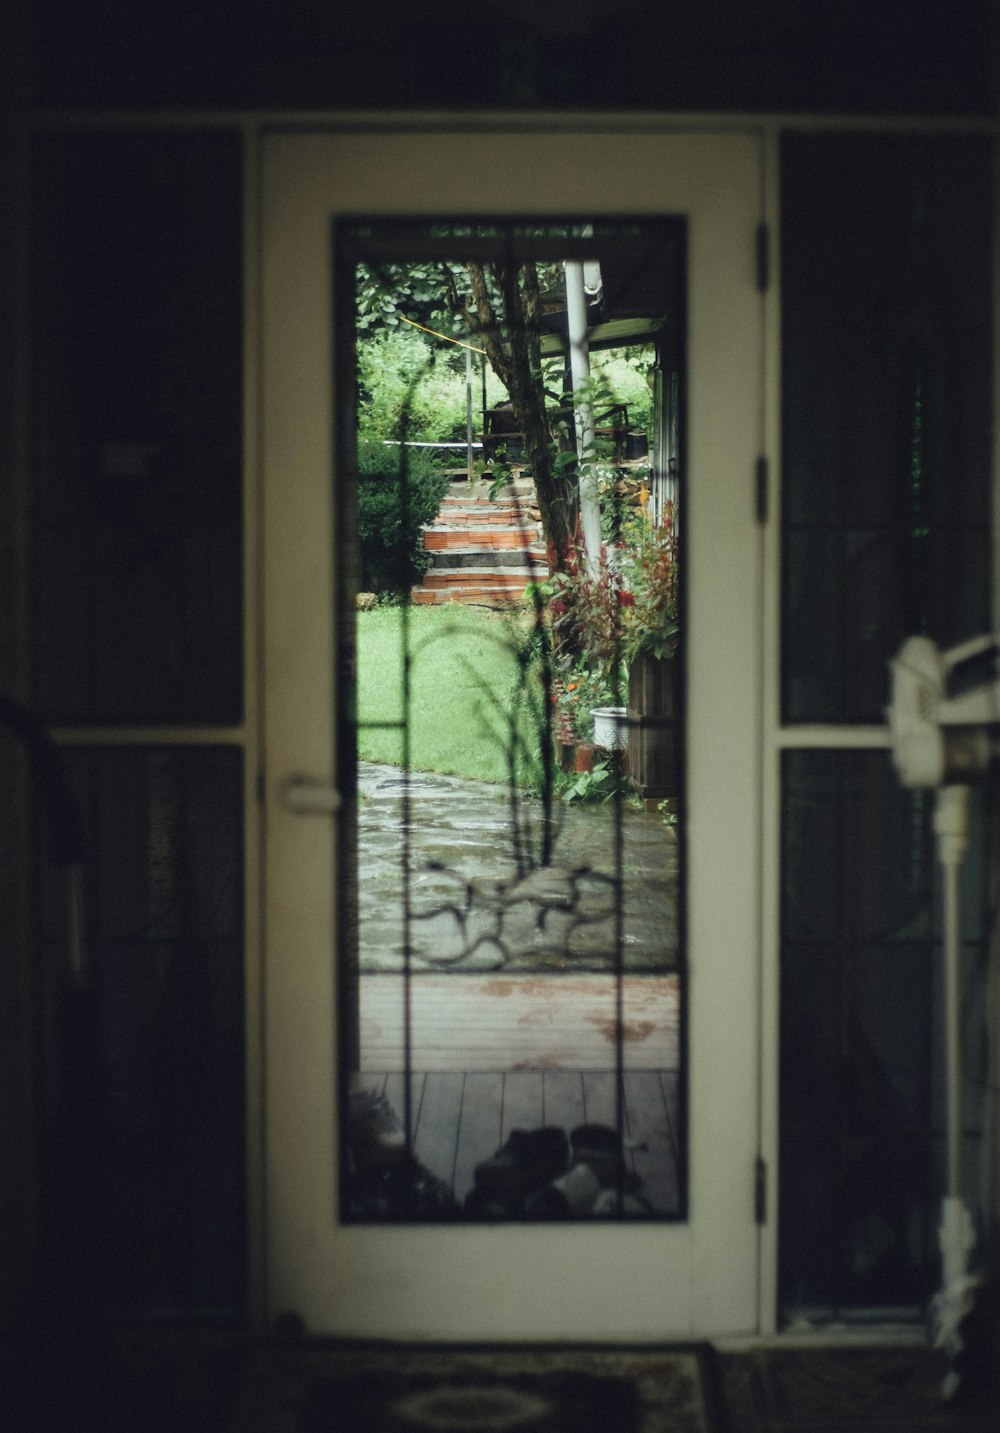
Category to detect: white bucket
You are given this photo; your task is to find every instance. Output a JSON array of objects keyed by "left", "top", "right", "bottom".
[{"left": 591, "top": 706, "right": 629, "bottom": 751}]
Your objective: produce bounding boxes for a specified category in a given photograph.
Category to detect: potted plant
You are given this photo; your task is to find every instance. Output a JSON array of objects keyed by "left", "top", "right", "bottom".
[
  {"left": 619, "top": 500, "right": 679, "bottom": 666},
  {"left": 552, "top": 658, "right": 621, "bottom": 769},
  {"left": 543, "top": 500, "right": 678, "bottom": 791},
  {"left": 546, "top": 540, "right": 628, "bottom": 762},
  {"left": 619, "top": 502, "right": 680, "bottom": 799}
]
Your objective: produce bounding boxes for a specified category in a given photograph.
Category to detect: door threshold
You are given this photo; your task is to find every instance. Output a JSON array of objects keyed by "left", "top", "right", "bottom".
[{"left": 716, "top": 1324, "right": 927, "bottom": 1352}]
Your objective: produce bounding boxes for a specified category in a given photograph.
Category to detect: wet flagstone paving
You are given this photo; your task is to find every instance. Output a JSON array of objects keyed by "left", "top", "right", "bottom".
[{"left": 357, "top": 761, "right": 678, "bottom": 974}]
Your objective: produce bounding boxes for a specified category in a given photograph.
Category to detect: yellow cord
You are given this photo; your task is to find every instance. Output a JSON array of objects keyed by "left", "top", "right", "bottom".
[{"left": 399, "top": 314, "right": 486, "bottom": 356}]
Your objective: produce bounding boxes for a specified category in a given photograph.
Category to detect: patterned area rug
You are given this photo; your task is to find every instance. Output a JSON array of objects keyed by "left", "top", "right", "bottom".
[{"left": 228, "top": 1342, "right": 725, "bottom": 1433}]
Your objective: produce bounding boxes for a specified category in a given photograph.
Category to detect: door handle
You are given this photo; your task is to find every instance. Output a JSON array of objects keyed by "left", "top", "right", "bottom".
[{"left": 279, "top": 776, "right": 343, "bottom": 814}]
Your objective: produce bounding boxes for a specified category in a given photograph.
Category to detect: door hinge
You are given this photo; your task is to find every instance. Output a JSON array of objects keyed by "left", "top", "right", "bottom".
[
  {"left": 755, "top": 221, "right": 769, "bottom": 293},
  {"left": 755, "top": 455, "right": 769, "bottom": 524},
  {"left": 754, "top": 1156, "right": 767, "bottom": 1224}
]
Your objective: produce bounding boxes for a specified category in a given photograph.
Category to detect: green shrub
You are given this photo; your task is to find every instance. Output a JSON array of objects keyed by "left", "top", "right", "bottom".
[
  {"left": 357, "top": 327, "right": 506, "bottom": 442},
  {"left": 356, "top": 438, "right": 451, "bottom": 597},
  {"left": 590, "top": 346, "right": 654, "bottom": 433}
]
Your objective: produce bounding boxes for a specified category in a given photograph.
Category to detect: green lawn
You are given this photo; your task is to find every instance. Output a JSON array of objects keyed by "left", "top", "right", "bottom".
[{"left": 356, "top": 604, "right": 547, "bottom": 786}]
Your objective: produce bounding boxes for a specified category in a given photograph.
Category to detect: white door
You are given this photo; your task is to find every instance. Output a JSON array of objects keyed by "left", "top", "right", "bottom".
[{"left": 260, "top": 125, "right": 766, "bottom": 1339}]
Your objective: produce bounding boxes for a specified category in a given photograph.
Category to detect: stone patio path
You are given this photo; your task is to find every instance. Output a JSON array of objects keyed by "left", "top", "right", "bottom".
[{"left": 358, "top": 761, "right": 678, "bottom": 973}]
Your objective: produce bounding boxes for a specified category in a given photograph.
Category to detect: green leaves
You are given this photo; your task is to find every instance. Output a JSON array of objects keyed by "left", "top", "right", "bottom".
[
  {"left": 356, "top": 260, "right": 465, "bottom": 336},
  {"left": 355, "top": 440, "right": 451, "bottom": 596},
  {"left": 487, "top": 465, "right": 514, "bottom": 500},
  {"left": 357, "top": 326, "right": 505, "bottom": 442},
  {"left": 553, "top": 658, "right": 623, "bottom": 743},
  {"left": 561, "top": 760, "right": 621, "bottom": 804},
  {"left": 619, "top": 504, "right": 679, "bottom": 663}
]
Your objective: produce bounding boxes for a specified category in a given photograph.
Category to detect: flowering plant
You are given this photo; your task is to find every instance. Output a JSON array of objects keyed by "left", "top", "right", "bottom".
[
  {"left": 548, "top": 546, "right": 626, "bottom": 666},
  {"left": 619, "top": 501, "right": 679, "bottom": 662},
  {"left": 547, "top": 500, "right": 679, "bottom": 669},
  {"left": 551, "top": 658, "right": 624, "bottom": 743}
]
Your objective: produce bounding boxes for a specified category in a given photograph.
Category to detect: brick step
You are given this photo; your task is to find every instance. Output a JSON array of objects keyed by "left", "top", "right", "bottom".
[
  {"left": 442, "top": 480, "right": 535, "bottom": 498},
  {"left": 428, "top": 550, "right": 546, "bottom": 573},
  {"left": 415, "top": 475, "right": 544, "bottom": 607},
  {"left": 423, "top": 528, "right": 542, "bottom": 551},
  {"left": 441, "top": 486, "right": 533, "bottom": 498},
  {"left": 433, "top": 508, "right": 538, "bottom": 527},
  {"left": 421, "top": 566, "right": 544, "bottom": 589},
  {"left": 411, "top": 583, "right": 532, "bottom": 606},
  {"left": 440, "top": 488, "right": 535, "bottom": 505}
]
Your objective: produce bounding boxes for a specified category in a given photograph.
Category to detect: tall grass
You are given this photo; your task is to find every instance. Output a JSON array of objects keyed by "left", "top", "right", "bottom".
[{"left": 356, "top": 604, "right": 547, "bottom": 786}]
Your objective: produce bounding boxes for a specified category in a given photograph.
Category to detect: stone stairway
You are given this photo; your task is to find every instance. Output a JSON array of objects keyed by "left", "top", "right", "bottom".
[{"left": 412, "top": 478, "right": 548, "bottom": 605}]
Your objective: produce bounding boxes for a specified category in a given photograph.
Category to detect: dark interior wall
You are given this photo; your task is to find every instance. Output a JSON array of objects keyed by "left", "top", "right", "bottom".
[
  {"left": 26, "top": 0, "right": 997, "bottom": 115},
  {"left": 6, "top": 0, "right": 999, "bottom": 1332},
  {"left": 1, "top": 0, "right": 35, "bottom": 1321},
  {"left": 29, "top": 132, "right": 243, "bottom": 727},
  {"left": 14, "top": 130, "right": 247, "bottom": 1323}
]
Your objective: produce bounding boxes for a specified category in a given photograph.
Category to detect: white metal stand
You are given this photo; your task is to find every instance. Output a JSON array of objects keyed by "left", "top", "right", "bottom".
[
  {"left": 929, "top": 786, "right": 981, "bottom": 1400},
  {"left": 887, "top": 637, "right": 995, "bottom": 1398}
]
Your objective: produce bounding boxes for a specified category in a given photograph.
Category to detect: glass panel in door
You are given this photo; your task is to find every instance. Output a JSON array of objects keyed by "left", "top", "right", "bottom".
[{"left": 336, "top": 218, "right": 684, "bottom": 1227}]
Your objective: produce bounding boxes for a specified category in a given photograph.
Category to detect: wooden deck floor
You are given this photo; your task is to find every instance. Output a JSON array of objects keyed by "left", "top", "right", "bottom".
[
  {"left": 359, "top": 972, "right": 680, "bottom": 1071},
  {"left": 355, "top": 974, "right": 682, "bottom": 1214},
  {"left": 353, "top": 1069, "right": 681, "bottom": 1215}
]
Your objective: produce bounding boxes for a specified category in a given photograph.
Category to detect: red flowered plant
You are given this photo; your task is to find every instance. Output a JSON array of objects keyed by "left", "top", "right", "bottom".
[
  {"left": 620, "top": 501, "right": 679, "bottom": 662},
  {"left": 540, "top": 501, "right": 678, "bottom": 748},
  {"left": 548, "top": 544, "right": 627, "bottom": 666},
  {"left": 548, "top": 501, "right": 679, "bottom": 668}
]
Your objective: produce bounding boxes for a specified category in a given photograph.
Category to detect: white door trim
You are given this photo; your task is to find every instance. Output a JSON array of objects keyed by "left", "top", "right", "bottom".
[{"left": 259, "top": 122, "right": 766, "bottom": 1340}]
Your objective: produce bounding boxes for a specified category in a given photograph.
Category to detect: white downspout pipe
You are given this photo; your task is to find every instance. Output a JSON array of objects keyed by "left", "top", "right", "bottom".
[
  {"left": 465, "top": 342, "right": 474, "bottom": 483},
  {"left": 564, "top": 258, "right": 600, "bottom": 576}
]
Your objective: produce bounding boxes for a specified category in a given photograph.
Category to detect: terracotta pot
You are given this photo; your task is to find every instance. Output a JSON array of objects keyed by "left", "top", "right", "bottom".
[{"left": 574, "top": 743, "right": 595, "bottom": 773}]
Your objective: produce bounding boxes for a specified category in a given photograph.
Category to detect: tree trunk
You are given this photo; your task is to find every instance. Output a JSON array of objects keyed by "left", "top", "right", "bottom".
[{"left": 445, "top": 258, "right": 578, "bottom": 571}]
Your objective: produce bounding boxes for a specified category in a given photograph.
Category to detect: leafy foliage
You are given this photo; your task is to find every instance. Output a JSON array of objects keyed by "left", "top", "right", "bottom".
[
  {"left": 552, "top": 658, "right": 623, "bottom": 743},
  {"left": 354, "top": 243, "right": 656, "bottom": 579},
  {"left": 356, "top": 326, "right": 507, "bottom": 442},
  {"left": 591, "top": 347, "right": 654, "bottom": 432},
  {"left": 356, "top": 438, "right": 451, "bottom": 597},
  {"left": 355, "top": 302, "right": 653, "bottom": 455},
  {"left": 619, "top": 501, "right": 679, "bottom": 662},
  {"left": 547, "top": 500, "right": 679, "bottom": 667},
  {"left": 355, "top": 250, "right": 574, "bottom": 566},
  {"left": 356, "top": 260, "right": 462, "bottom": 337},
  {"left": 561, "top": 759, "right": 622, "bottom": 804},
  {"left": 548, "top": 546, "right": 628, "bottom": 667}
]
